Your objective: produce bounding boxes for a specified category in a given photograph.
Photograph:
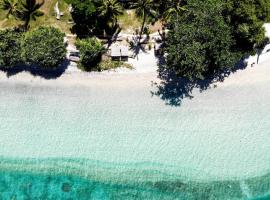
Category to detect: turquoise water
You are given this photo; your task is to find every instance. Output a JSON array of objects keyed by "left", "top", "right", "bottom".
[
  {"left": 0, "top": 168, "right": 246, "bottom": 200},
  {"left": 0, "top": 77, "right": 270, "bottom": 199},
  {"left": 1, "top": 158, "right": 270, "bottom": 199}
]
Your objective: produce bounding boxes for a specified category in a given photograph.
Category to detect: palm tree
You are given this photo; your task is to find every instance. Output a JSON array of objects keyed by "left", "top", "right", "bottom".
[
  {"left": 15, "top": 0, "right": 44, "bottom": 30},
  {"left": 0, "top": 0, "right": 18, "bottom": 18},
  {"left": 98, "top": 0, "right": 123, "bottom": 27},
  {"left": 153, "top": 0, "right": 186, "bottom": 42},
  {"left": 131, "top": 0, "right": 157, "bottom": 43},
  {"left": 162, "top": 0, "right": 186, "bottom": 22}
]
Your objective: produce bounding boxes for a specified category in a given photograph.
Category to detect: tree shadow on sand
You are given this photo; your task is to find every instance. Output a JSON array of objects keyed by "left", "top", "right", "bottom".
[
  {"left": 151, "top": 56, "right": 248, "bottom": 107},
  {"left": 129, "top": 36, "right": 148, "bottom": 59},
  {"left": 0, "top": 60, "right": 70, "bottom": 80}
]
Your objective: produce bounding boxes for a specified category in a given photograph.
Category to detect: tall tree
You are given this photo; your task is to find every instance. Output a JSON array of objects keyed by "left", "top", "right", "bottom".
[
  {"left": 160, "top": 0, "right": 186, "bottom": 23},
  {"left": 15, "top": 0, "right": 44, "bottom": 30},
  {"left": 64, "top": 0, "right": 100, "bottom": 37},
  {"left": 0, "top": 0, "right": 18, "bottom": 18},
  {"left": 131, "top": 0, "right": 157, "bottom": 42},
  {"left": 223, "top": 0, "right": 270, "bottom": 54},
  {"left": 166, "top": 0, "right": 239, "bottom": 81},
  {"left": 98, "top": 0, "right": 123, "bottom": 27}
]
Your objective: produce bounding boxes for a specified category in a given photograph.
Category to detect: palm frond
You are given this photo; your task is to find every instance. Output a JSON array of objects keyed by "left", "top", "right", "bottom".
[
  {"left": 0, "top": 0, "right": 18, "bottom": 18},
  {"left": 15, "top": 0, "right": 44, "bottom": 30}
]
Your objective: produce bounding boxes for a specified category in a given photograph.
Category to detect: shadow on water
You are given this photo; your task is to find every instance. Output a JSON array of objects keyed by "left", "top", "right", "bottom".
[
  {"left": 151, "top": 56, "right": 248, "bottom": 107},
  {"left": 0, "top": 59, "right": 70, "bottom": 80}
]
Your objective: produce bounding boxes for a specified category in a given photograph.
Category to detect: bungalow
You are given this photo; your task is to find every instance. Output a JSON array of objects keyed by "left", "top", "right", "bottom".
[{"left": 111, "top": 45, "right": 129, "bottom": 61}]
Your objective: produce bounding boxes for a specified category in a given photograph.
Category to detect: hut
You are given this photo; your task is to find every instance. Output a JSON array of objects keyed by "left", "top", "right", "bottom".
[{"left": 111, "top": 45, "right": 129, "bottom": 61}]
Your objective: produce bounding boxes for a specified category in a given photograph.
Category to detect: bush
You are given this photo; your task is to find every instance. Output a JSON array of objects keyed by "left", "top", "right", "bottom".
[
  {"left": 0, "top": 29, "right": 23, "bottom": 69},
  {"left": 98, "top": 60, "right": 133, "bottom": 71},
  {"left": 21, "top": 26, "right": 66, "bottom": 69},
  {"left": 75, "top": 38, "right": 104, "bottom": 71}
]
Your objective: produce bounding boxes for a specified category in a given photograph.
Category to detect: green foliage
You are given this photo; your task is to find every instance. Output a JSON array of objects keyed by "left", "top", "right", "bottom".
[
  {"left": 21, "top": 26, "right": 66, "bottom": 68},
  {"left": 16, "top": 0, "right": 44, "bottom": 30},
  {"left": 64, "top": 0, "right": 125, "bottom": 37},
  {"left": 64, "top": 0, "right": 96, "bottom": 29},
  {"left": 166, "top": 0, "right": 239, "bottom": 81},
  {"left": 98, "top": 0, "right": 123, "bottom": 26},
  {"left": 131, "top": 0, "right": 157, "bottom": 40},
  {"left": 64, "top": 0, "right": 96, "bottom": 15},
  {"left": 253, "top": 0, "right": 270, "bottom": 21},
  {"left": 65, "top": 0, "right": 92, "bottom": 35},
  {"left": 75, "top": 38, "right": 105, "bottom": 71},
  {"left": 223, "top": 0, "right": 270, "bottom": 54},
  {"left": 0, "top": 0, "right": 44, "bottom": 30},
  {"left": 131, "top": 0, "right": 157, "bottom": 21},
  {"left": 98, "top": 60, "right": 132, "bottom": 71},
  {"left": 0, "top": 28, "right": 23, "bottom": 68},
  {"left": 166, "top": 0, "right": 270, "bottom": 80},
  {"left": 155, "top": 0, "right": 187, "bottom": 23},
  {"left": 0, "top": 0, "right": 18, "bottom": 18}
]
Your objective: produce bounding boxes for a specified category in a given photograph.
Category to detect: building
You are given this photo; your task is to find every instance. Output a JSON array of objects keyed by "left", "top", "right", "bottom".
[{"left": 111, "top": 45, "right": 129, "bottom": 61}]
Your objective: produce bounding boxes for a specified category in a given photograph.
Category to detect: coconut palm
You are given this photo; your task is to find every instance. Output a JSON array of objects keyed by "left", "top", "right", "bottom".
[
  {"left": 162, "top": 0, "right": 186, "bottom": 22},
  {"left": 15, "top": 0, "right": 44, "bottom": 30},
  {"left": 131, "top": 0, "right": 157, "bottom": 42},
  {"left": 98, "top": 0, "right": 123, "bottom": 27},
  {"left": 0, "top": 0, "right": 18, "bottom": 18}
]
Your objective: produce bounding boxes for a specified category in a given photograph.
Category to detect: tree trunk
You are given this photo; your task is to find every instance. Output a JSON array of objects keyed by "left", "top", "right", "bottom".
[
  {"left": 24, "top": 17, "right": 30, "bottom": 31},
  {"left": 115, "top": 17, "right": 118, "bottom": 27},
  {"left": 139, "top": 12, "right": 146, "bottom": 45}
]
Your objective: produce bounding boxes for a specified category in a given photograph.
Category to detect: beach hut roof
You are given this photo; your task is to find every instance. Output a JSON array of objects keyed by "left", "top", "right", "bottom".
[{"left": 111, "top": 45, "right": 129, "bottom": 57}]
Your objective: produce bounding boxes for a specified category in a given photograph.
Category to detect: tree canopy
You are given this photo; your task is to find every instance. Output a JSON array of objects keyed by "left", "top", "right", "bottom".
[
  {"left": 0, "top": 29, "right": 23, "bottom": 68},
  {"left": 0, "top": 0, "right": 44, "bottom": 30},
  {"left": 0, "top": 0, "right": 18, "bottom": 18},
  {"left": 65, "top": 0, "right": 124, "bottom": 37},
  {"left": 64, "top": 0, "right": 98, "bottom": 36},
  {"left": 166, "top": 0, "right": 270, "bottom": 81},
  {"left": 223, "top": 0, "right": 270, "bottom": 53},
  {"left": 166, "top": 0, "right": 240, "bottom": 80},
  {"left": 16, "top": 0, "right": 44, "bottom": 30},
  {"left": 75, "top": 38, "right": 105, "bottom": 71},
  {"left": 98, "top": 0, "right": 123, "bottom": 27},
  {"left": 21, "top": 26, "right": 66, "bottom": 68}
]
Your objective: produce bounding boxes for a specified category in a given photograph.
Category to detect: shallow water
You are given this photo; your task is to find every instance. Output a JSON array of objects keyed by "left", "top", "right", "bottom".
[{"left": 0, "top": 77, "right": 270, "bottom": 199}]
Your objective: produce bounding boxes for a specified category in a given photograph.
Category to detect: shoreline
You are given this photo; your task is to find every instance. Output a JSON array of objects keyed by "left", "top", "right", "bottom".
[{"left": 0, "top": 156, "right": 270, "bottom": 183}]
